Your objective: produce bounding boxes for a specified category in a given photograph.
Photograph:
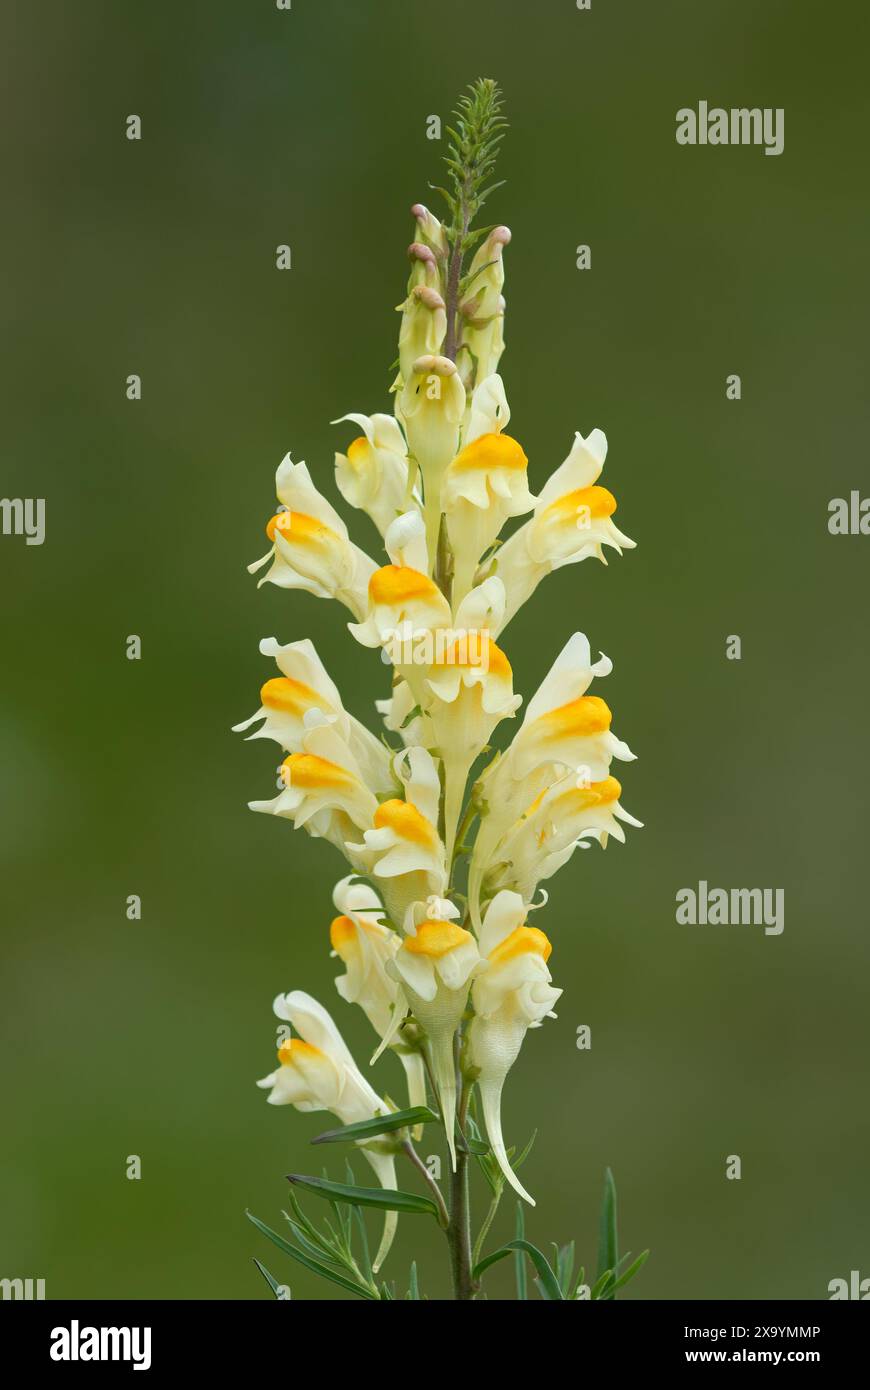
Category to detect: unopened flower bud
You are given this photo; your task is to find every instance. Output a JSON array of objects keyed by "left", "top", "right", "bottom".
[{"left": 411, "top": 202, "right": 449, "bottom": 260}]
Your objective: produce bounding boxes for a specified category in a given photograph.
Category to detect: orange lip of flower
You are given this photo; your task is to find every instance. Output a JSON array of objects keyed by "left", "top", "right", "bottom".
[
  {"left": 329, "top": 913, "right": 358, "bottom": 956},
  {"left": 546, "top": 485, "right": 618, "bottom": 523},
  {"left": 266, "top": 510, "right": 340, "bottom": 546},
  {"left": 541, "top": 694, "right": 612, "bottom": 739},
  {"left": 277, "top": 1037, "right": 323, "bottom": 1065},
  {"left": 260, "top": 676, "right": 331, "bottom": 715},
  {"left": 433, "top": 634, "right": 511, "bottom": 679},
  {"left": 560, "top": 775, "right": 622, "bottom": 811},
  {"left": 373, "top": 798, "right": 437, "bottom": 847},
  {"left": 404, "top": 920, "right": 473, "bottom": 957},
  {"left": 369, "top": 565, "right": 440, "bottom": 607},
  {"left": 489, "top": 924, "right": 552, "bottom": 965},
  {"left": 449, "top": 432, "right": 528, "bottom": 474},
  {"left": 281, "top": 752, "right": 355, "bottom": 790},
  {"left": 346, "top": 437, "right": 371, "bottom": 468}
]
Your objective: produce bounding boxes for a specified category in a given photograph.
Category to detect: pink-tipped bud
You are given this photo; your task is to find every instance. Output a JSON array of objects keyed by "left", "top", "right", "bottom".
[
  {"left": 411, "top": 203, "right": 449, "bottom": 258},
  {"left": 407, "top": 241, "right": 437, "bottom": 267},
  {"left": 412, "top": 285, "right": 446, "bottom": 311}
]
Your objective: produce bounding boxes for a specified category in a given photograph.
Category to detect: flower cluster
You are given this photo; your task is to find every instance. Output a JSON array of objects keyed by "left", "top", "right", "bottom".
[{"left": 239, "top": 83, "right": 640, "bottom": 1293}]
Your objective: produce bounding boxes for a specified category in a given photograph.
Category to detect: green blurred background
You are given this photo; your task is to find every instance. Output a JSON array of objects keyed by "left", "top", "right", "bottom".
[{"left": 2, "top": 0, "right": 868, "bottom": 1300}]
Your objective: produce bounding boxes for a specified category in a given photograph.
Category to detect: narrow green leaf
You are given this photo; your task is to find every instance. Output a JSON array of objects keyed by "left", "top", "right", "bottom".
[
  {"left": 557, "top": 1240, "right": 575, "bottom": 1296},
  {"left": 282, "top": 1211, "right": 343, "bottom": 1267},
  {"left": 569, "top": 1264, "right": 587, "bottom": 1300},
  {"left": 334, "top": 1200, "right": 353, "bottom": 1248},
  {"left": 591, "top": 1268, "right": 615, "bottom": 1300},
  {"left": 252, "top": 1258, "right": 287, "bottom": 1300},
  {"left": 287, "top": 1173, "right": 439, "bottom": 1219},
  {"left": 246, "top": 1210, "right": 377, "bottom": 1301},
  {"left": 475, "top": 1238, "right": 564, "bottom": 1301},
  {"left": 609, "top": 1249, "right": 650, "bottom": 1294},
  {"left": 407, "top": 1261, "right": 420, "bottom": 1300},
  {"left": 311, "top": 1106, "right": 437, "bottom": 1146},
  {"left": 457, "top": 1133, "right": 490, "bottom": 1157},
  {"left": 596, "top": 1167, "right": 618, "bottom": 1299},
  {"left": 285, "top": 1190, "right": 325, "bottom": 1248},
  {"left": 512, "top": 1129, "right": 537, "bottom": 1172},
  {"left": 351, "top": 1208, "right": 373, "bottom": 1284},
  {"left": 345, "top": 1160, "right": 374, "bottom": 1285}
]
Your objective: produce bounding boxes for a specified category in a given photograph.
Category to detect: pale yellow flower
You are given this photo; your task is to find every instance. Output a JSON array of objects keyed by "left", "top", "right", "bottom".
[
  {"left": 258, "top": 991, "right": 399, "bottom": 1269},
  {"left": 468, "top": 891, "right": 561, "bottom": 1203}
]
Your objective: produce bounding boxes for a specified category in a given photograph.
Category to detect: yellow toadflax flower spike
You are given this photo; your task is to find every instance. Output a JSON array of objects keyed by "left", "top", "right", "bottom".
[{"left": 242, "top": 77, "right": 642, "bottom": 1297}]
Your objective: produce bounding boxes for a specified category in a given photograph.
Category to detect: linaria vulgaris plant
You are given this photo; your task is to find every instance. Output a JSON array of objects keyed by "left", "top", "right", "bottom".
[{"left": 242, "top": 80, "right": 648, "bottom": 1301}]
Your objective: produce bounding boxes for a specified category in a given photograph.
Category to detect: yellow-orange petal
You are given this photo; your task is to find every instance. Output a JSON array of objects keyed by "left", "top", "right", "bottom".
[
  {"left": 260, "top": 676, "right": 332, "bottom": 716},
  {"left": 489, "top": 924, "right": 552, "bottom": 966},
  {"left": 373, "top": 798, "right": 438, "bottom": 847},
  {"left": 449, "top": 432, "right": 528, "bottom": 474},
  {"left": 346, "top": 436, "right": 371, "bottom": 468},
  {"left": 266, "top": 509, "right": 341, "bottom": 546},
  {"left": 404, "top": 920, "right": 474, "bottom": 957},
  {"left": 558, "top": 775, "right": 622, "bottom": 812},
  {"left": 369, "top": 565, "right": 441, "bottom": 606},
  {"left": 329, "top": 914, "right": 358, "bottom": 957},
  {"left": 544, "top": 485, "right": 617, "bottom": 524},
  {"left": 541, "top": 694, "right": 612, "bottom": 739},
  {"left": 277, "top": 1037, "right": 324, "bottom": 1065},
  {"left": 433, "top": 634, "right": 511, "bottom": 680},
  {"left": 281, "top": 752, "right": 355, "bottom": 791}
]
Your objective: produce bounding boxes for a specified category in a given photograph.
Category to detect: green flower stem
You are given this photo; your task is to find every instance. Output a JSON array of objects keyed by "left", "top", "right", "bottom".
[
  {"left": 471, "top": 1181, "right": 504, "bottom": 1271},
  {"left": 401, "top": 1139, "right": 449, "bottom": 1229},
  {"left": 446, "top": 1064, "right": 476, "bottom": 1299},
  {"left": 443, "top": 224, "right": 469, "bottom": 364},
  {"left": 450, "top": 796, "right": 478, "bottom": 878}
]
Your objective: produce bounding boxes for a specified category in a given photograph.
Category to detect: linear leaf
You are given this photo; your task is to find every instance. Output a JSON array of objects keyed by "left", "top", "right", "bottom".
[
  {"left": 512, "top": 1129, "right": 537, "bottom": 1172},
  {"left": 457, "top": 1132, "right": 491, "bottom": 1157},
  {"left": 609, "top": 1249, "right": 650, "bottom": 1294},
  {"left": 281, "top": 1212, "right": 344, "bottom": 1268},
  {"left": 591, "top": 1268, "right": 615, "bottom": 1300},
  {"left": 252, "top": 1258, "right": 286, "bottom": 1300},
  {"left": 311, "top": 1107, "right": 438, "bottom": 1146},
  {"left": 287, "top": 1173, "right": 439, "bottom": 1219},
  {"left": 596, "top": 1167, "right": 618, "bottom": 1299},
  {"left": 246, "top": 1210, "right": 377, "bottom": 1300},
  {"left": 557, "top": 1240, "right": 575, "bottom": 1296},
  {"left": 474, "top": 1239, "right": 564, "bottom": 1301}
]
